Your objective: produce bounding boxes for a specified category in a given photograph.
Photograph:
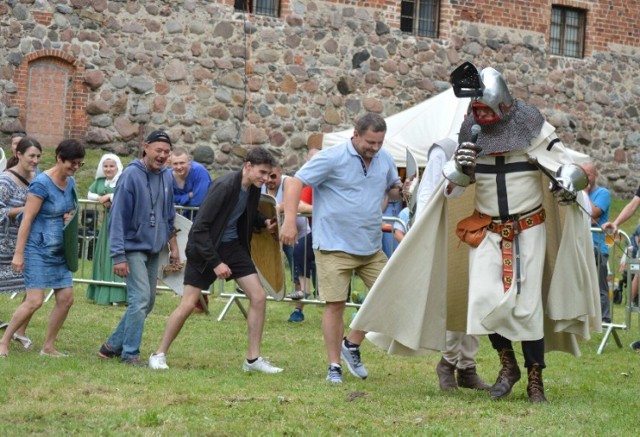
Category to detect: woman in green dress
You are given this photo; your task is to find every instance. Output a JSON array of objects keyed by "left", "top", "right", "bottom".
[{"left": 86, "top": 154, "right": 126, "bottom": 305}]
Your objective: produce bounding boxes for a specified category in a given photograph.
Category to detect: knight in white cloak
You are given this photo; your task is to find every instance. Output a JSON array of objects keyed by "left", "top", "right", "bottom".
[{"left": 351, "top": 63, "right": 601, "bottom": 403}]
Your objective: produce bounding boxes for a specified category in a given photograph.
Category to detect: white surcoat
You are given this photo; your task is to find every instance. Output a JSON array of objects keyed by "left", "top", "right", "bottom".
[
  {"left": 468, "top": 154, "right": 547, "bottom": 340},
  {"left": 351, "top": 122, "right": 601, "bottom": 356}
]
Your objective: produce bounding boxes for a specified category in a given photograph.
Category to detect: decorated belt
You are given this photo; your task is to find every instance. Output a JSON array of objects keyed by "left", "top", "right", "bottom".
[{"left": 488, "top": 208, "right": 546, "bottom": 293}]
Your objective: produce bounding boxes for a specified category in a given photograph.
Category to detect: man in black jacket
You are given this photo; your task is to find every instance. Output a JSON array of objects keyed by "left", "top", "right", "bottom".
[{"left": 149, "top": 147, "right": 283, "bottom": 373}]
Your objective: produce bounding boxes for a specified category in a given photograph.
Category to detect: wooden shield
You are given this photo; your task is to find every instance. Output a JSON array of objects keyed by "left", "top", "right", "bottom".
[
  {"left": 251, "top": 194, "right": 286, "bottom": 301},
  {"left": 158, "top": 213, "right": 192, "bottom": 296}
]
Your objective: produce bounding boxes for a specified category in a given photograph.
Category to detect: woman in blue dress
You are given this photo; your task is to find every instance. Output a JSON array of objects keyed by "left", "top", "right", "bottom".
[{"left": 0, "top": 139, "right": 85, "bottom": 357}]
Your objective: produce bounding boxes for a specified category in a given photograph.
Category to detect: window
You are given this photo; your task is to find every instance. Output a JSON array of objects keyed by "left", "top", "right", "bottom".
[
  {"left": 400, "top": 0, "right": 440, "bottom": 38},
  {"left": 550, "top": 6, "right": 586, "bottom": 58},
  {"left": 234, "top": 0, "right": 280, "bottom": 17}
]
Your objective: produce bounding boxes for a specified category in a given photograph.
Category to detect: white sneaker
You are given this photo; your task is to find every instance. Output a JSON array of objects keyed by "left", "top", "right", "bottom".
[
  {"left": 242, "top": 357, "right": 283, "bottom": 374},
  {"left": 341, "top": 340, "right": 368, "bottom": 379},
  {"left": 149, "top": 352, "right": 169, "bottom": 370}
]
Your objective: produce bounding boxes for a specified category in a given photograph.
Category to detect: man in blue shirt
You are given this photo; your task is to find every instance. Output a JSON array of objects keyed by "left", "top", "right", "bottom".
[
  {"left": 583, "top": 163, "right": 611, "bottom": 323},
  {"left": 169, "top": 147, "right": 211, "bottom": 220},
  {"left": 281, "top": 113, "right": 402, "bottom": 383}
]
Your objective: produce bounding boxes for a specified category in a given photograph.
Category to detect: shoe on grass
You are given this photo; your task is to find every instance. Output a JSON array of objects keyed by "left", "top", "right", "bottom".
[
  {"left": 122, "top": 357, "right": 147, "bottom": 367},
  {"left": 40, "top": 350, "right": 69, "bottom": 357},
  {"left": 149, "top": 352, "right": 169, "bottom": 370},
  {"left": 630, "top": 340, "right": 640, "bottom": 351},
  {"left": 242, "top": 357, "right": 283, "bottom": 374},
  {"left": 0, "top": 320, "right": 7, "bottom": 330},
  {"left": 98, "top": 343, "right": 118, "bottom": 359},
  {"left": 326, "top": 364, "right": 343, "bottom": 383},
  {"left": 12, "top": 333, "right": 33, "bottom": 350},
  {"left": 288, "top": 309, "right": 304, "bottom": 322},
  {"left": 341, "top": 339, "right": 368, "bottom": 379}
]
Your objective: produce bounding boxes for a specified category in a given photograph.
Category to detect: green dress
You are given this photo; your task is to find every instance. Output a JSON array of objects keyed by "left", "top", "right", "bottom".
[{"left": 86, "top": 177, "right": 127, "bottom": 305}]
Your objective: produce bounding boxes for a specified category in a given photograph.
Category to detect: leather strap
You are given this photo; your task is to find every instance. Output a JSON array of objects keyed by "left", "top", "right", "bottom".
[
  {"left": 8, "top": 169, "right": 30, "bottom": 187},
  {"left": 488, "top": 209, "right": 546, "bottom": 293}
]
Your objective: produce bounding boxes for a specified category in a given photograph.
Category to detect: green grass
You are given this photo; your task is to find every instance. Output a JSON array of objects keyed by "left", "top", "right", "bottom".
[{"left": 1, "top": 279, "right": 639, "bottom": 435}]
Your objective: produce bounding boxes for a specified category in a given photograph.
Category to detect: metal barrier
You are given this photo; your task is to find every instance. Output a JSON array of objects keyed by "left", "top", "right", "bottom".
[
  {"left": 591, "top": 227, "right": 638, "bottom": 354},
  {"left": 47, "top": 203, "right": 409, "bottom": 320},
  {"left": 216, "top": 215, "right": 408, "bottom": 320},
  {"left": 73, "top": 200, "right": 196, "bottom": 292}
]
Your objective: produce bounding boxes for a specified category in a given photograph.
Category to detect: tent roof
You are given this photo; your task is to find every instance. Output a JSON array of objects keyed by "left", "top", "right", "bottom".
[{"left": 322, "top": 88, "right": 470, "bottom": 167}]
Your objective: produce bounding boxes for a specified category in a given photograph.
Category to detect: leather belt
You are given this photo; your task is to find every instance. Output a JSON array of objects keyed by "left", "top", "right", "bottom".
[{"left": 488, "top": 208, "right": 546, "bottom": 293}]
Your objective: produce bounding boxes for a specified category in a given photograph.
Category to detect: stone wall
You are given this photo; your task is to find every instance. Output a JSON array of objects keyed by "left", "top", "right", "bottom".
[{"left": 0, "top": 0, "right": 639, "bottom": 195}]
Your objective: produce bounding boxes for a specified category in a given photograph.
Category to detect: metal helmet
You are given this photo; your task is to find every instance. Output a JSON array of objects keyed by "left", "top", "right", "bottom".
[{"left": 476, "top": 67, "right": 513, "bottom": 119}]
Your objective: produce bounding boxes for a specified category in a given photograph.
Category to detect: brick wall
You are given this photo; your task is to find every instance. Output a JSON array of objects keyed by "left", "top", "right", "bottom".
[
  {"left": 1, "top": 0, "right": 639, "bottom": 193},
  {"left": 12, "top": 50, "right": 88, "bottom": 148},
  {"left": 315, "top": 0, "right": 640, "bottom": 54}
]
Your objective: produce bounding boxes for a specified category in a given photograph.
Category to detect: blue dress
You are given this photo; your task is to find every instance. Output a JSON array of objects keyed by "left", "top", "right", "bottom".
[{"left": 23, "top": 173, "right": 75, "bottom": 289}]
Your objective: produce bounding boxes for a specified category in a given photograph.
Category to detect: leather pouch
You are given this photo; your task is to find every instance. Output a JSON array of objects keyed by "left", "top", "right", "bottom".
[{"left": 455, "top": 210, "right": 491, "bottom": 248}]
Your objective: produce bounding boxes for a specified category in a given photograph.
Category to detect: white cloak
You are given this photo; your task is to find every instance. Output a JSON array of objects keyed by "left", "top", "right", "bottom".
[{"left": 351, "top": 122, "right": 601, "bottom": 356}]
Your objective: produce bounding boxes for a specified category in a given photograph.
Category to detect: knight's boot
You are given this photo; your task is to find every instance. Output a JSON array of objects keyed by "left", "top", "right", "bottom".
[
  {"left": 457, "top": 366, "right": 491, "bottom": 390},
  {"left": 490, "top": 349, "right": 521, "bottom": 400},
  {"left": 526, "top": 364, "right": 548, "bottom": 403},
  {"left": 435, "top": 357, "right": 457, "bottom": 391}
]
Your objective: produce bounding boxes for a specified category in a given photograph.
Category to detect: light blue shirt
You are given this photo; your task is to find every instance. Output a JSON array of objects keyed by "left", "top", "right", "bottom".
[
  {"left": 589, "top": 186, "right": 610, "bottom": 255},
  {"left": 295, "top": 140, "right": 400, "bottom": 256},
  {"left": 394, "top": 207, "right": 410, "bottom": 234}
]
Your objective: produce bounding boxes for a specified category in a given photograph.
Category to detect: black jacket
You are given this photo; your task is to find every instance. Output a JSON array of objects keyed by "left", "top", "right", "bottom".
[{"left": 185, "top": 170, "right": 266, "bottom": 273}]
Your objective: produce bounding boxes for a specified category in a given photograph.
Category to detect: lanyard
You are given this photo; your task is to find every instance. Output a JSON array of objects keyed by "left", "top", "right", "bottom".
[{"left": 144, "top": 163, "right": 164, "bottom": 227}]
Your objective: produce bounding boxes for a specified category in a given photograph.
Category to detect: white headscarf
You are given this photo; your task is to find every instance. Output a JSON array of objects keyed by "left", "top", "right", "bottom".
[
  {"left": 95, "top": 153, "right": 123, "bottom": 188},
  {"left": 0, "top": 148, "right": 6, "bottom": 172}
]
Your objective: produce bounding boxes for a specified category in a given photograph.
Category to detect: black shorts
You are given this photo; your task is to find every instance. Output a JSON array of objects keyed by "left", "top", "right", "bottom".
[{"left": 184, "top": 239, "right": 257, "bottom": 290}]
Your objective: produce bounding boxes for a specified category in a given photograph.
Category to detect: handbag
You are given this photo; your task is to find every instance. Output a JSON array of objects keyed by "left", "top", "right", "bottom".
[
  {"left": 62, "top": 186, "right": 79, "bottom": 272},
  {"left": 455, "top": 210, "right": 491, "bottom": 248}
]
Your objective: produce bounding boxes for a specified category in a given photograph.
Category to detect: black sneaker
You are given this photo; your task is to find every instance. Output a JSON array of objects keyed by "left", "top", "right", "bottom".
[
  {"left": 98, "top": 343, "right": 118, "bottom": 359},
  {"left": 0, "top": 320, "right": 8, "bottom": 330},
  {"left": 630, "top": 340, "right": 640, "bottom": 351},
  {"left": 122, "top": 357, "right": 147, "bottom": 367}
]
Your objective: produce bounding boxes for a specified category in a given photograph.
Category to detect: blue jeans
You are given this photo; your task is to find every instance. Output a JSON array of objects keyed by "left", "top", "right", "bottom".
[
  {"left": 105, "top": 251, "right": 159, "bottom": 360},
  {"left": 595, "top": 249, "right": 610, "bottom": 323},
  {"left": 283, "top": 244, "right": 294, "bottom": 282}
]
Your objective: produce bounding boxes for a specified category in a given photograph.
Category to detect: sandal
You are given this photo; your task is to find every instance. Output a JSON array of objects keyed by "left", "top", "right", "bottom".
[
  {"left": 12, "top": 333, "right": 33, "bottom": 350},
  {"left": 40, "top": 349, "right": 69, "bottom": 357},
  {"left": 287, "top": 290, "right": 308, "bottom": 300}
]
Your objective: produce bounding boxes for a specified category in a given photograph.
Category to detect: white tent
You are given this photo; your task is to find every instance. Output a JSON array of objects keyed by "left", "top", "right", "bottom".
[{"left": 322, "top": 88, "right": 470, "bottom": 167}]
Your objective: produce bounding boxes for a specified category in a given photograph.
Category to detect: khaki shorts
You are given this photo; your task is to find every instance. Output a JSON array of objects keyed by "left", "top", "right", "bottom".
[{"left": 314, "top": 250, "right": 388, "bottom": 302}]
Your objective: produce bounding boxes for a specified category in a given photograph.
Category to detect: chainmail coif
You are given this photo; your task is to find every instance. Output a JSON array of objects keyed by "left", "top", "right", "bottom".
[{"left": 458, "top": 100, "right": 545, "bottom": 156}]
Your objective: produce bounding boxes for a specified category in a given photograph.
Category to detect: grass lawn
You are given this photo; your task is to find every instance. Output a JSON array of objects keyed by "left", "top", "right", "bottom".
[{"left": 1, "top": 282, "right": 639, "bottom": 436}]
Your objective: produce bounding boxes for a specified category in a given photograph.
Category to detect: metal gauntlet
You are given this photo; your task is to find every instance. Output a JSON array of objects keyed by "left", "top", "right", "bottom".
[
  {"left": 443, "top": 142, "right": 482, "bottom": 187},
  {"left": 549, "top": 164, "right": 588, "bottom": 205}
]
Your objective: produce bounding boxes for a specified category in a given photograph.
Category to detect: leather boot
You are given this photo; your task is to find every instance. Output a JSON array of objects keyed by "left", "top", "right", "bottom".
[
  {"left": 435, "top": 357, "right": 457, "bottom": 391},
  {"left": 457, "top": 366, "right": 491, "bottom": 390},
  {"left": 527, "top": 364, "right": 547, "bottom": 403},
  {"left": 490, "top": 349, "right": 521, "bottom": 400}
]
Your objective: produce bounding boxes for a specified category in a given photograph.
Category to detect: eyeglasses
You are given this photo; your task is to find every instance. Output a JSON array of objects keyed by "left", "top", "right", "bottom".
[{"left": 70, "top": 160, "right": 85, "bottom": 168}]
